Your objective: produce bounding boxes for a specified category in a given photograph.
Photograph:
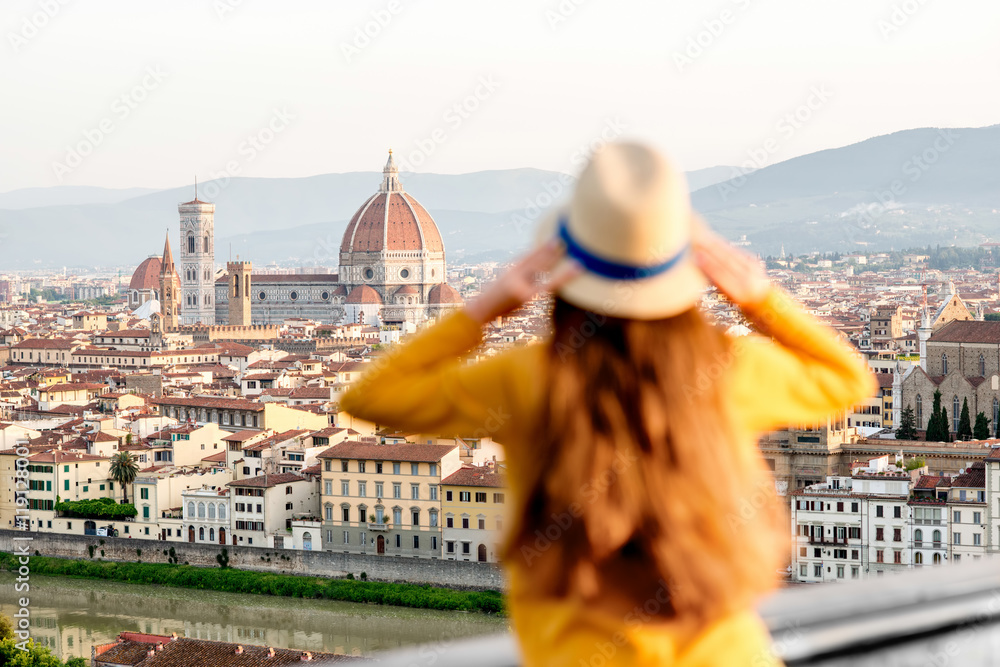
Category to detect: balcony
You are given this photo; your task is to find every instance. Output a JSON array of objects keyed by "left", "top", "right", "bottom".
[
  {"left": 367, "top": 522, "right": 389, "bottom": 531},
  {"left": 363, "top": 557, "right": 1000, "bottom": 666}
]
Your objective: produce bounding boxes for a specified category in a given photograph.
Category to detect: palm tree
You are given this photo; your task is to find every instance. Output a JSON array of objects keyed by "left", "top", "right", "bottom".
[{"left": 109, "top": 451, "right": 139, "bottom": 504}]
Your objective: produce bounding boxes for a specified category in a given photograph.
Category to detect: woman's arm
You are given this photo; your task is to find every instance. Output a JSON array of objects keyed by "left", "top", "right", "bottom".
[{"left": 694, "top": 232, "right": 876, "bottom": 431}]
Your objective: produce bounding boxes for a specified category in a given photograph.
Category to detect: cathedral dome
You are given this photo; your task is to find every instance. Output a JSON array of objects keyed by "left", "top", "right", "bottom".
[
  {"left": 340, "top": 151, "right": 444, "bottom": 254},
  {"left": 130, "top": 256, "right": 162, "bottom": 291},
  {"left": 427, "top": 283, "right": 463, "bottom": 305},
  {"left": 346, "top": 285, "right": 383, "bottom": 305},
  {"left": 393, "top": 285, "right": 420, "bottom": 296}
]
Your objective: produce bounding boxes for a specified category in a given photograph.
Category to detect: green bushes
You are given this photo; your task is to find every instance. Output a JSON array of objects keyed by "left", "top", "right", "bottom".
[
  {"left": 0, "top": 553, "right": 504, "bottom": 615},
  {"left": 54, "top": 497, "right": 137, "bottom": 520}
]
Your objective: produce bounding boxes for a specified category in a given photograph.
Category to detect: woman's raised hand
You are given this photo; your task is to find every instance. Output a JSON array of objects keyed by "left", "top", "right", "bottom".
[
  {"left": 465, "top": 240, "right": 581, "bottom": 324},
  {"left": 693, "top": 230, "right": 771, "bottom": 310}
]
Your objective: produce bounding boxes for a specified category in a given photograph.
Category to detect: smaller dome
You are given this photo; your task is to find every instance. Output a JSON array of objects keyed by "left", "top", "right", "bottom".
[
  {"left": 393, "top": 285, "right": 420, "bottom": 296},
  {"left": 330, "top": 285, "right": 348, "bottom": 296},
  {"left": 130, "top": 256, "right": 162, "bottom": 291},
  {"left": 346, "top": 285, "right": 383, "bottom": 305},
  {"left": 428, "top": 284, "right": 463, "bottom": 305}
]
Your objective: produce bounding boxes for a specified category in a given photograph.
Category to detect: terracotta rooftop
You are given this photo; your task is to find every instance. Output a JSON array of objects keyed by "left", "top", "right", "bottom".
[{"left": 317, "top": 441, "right": 457, "bottom": 463}]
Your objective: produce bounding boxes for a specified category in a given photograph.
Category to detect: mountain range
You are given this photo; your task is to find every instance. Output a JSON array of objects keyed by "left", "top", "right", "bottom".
[{"left": 0, "top": 125, "right": 997, "bottom": 270}]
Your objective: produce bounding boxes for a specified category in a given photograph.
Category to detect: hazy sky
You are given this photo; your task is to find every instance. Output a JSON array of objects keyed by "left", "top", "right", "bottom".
[{"left": 1, "top": 0, "right": 998, "bottom": 191}]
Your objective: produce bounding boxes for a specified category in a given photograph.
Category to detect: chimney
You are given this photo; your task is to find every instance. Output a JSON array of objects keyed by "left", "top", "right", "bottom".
[
  {"left": 301, "top": 652, "right": 313, "bottom": 661},
  {"left": 147, "top": 649, "right": 156, "bottom": 658},
  {"left": 235, "top": 645, "right": 244, "bottom": 655},
  {"left": 156, "top": 643, "right": 164, "bottom": 652},
  {"left": 267, "top": 647, "right": 276, "bottom": 658}
]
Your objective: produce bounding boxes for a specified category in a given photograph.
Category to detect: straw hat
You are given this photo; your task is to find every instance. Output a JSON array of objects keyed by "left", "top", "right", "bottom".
[{"left": 536, "top": 141, "right": 707, "bottom": 319}]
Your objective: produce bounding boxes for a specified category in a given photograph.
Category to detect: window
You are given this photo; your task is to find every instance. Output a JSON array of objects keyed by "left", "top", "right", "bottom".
[
  {"left": 341, "top": 461, "right": 349, "bottom": 472},
  {"left": 429, "top": 463, "right": 437, "bottom": 476},
  {"left": 478, "top": 518, "right": 485, "bottom": 530},
  {"left": 876, "top": 505, "right": 883, "bottom": 518},
  {"left": 325, "top": 506, "right": 333, "bottom": 521},
  {"left": 974, "top": 533, "right": 982, "bottom": 546},
  {"left": 393, "top": 508, "right": 402, "bottom": 525},
  {"left": 411, "top": 484, "right": 420, "bottom": 500},
  {"left": 446, "top": 516, "right": 454, "bottom": 528},
  {"left": 933, "top": 553, "right": 942, "bottom": 564},
  {"left": 875, "top": 527, "right": 884, "bottom": 541},
  {"left": 429, "top": 485, "right": 438, "bottom": 501},
  {"left": 813, "top": 564, "right": 822, "bottom": 578},
  {"left": 413, "top": 536, "right": 420, "bottom": 549},
  {"left": 893, "top": 506, "right": 901, "bottom": 519},
  {"left": 324, "top": 461, "right": 331, "bottom": 472},
  {"left": 916, "top": 394, "right": 923, "bottom": 427},
  {"left": 393, "top": 462, "right": 401, "bottom": 474},
  {"left": 876, "top": 549, "right": 884, "bottom": 563},
  {"left": 462, "top": 517, "right": 470, "bottom": 529},
  {"left": 915, "top": 552, "right": 923, "bottom": 565},
  {"left": 376, "top": 462, "right": 383, "bottom": 474},
  {"left": 358, "top": 482, "right": 367, "bottom": 497},
  {"left": 447, "top": 541, "right": 455, "bottom": 554},
  {"left": 462, "top": 542, "right": 471, "bottom": 555},
  {"left": 836, "top": 502, "right": 844, "bottom": 512},
  {"left": 412, "top": 510, "right": 420, "bottom": 526},
  {"left": 140, "top": 488, "right": 149, "bottom": 500},
  {"left": 358, "top": 461, "right": 366, "bottom": 473},
  {"left": 914, "top": 529, "right": 923, "bottom": 546},
  {"left": 893, "top": 528, "right": 901, "bottom": 542},
  {"left": 375, "top": 482, "right": 384, "bottom": 498},
  {"left": 396, "top": 534, "right": 401, "bottom": 548},
  {"left": 837, "top": 565, "right": 844, "bottom": 579},
  {"left": 285, "top": 486, "right": 293, "bottom": 495},
  {"left": 460, "top": 491, "right": 471, "bottom": 502},
  {"left": 342, "top": 507, "right": 350, "bottom": 522},
  {"left": 475, "top": 492, "right": 487, "bottom": 503},
  {"left": 942, "top": 354, "right": 948, "bottom": 375},
  {"left": 341, "top": 481, "right": 349, "bottom": 496},
  {"left": 494, "top": 493, "right": 506, "bottom": 504},
  {"left": 933, "top": 529, "right": 941, "bottom": 546},
  {"left": 893, "top": 551, "right": 901, "bottom": 564},
  {"left": 285, "top": 502, "right": 293, "bottom": 510},
  {"left": 953, "top": 395, "right": 960, "bottom": 433},
  {"left": 446, "top": 490, "right": 453, "bottom": 502},
  {"left": 851, "top": 549, "right": 859, "bottom": 560},
  {"left": 954, "top": 511, "right": 961, "bottom": 523},
  {"left": 325, "top": 481, "right": 333, "bottom": 495},
  {"left": 974, "top": 511, "right": 982, "bottom": 524},
  {"left": 358, "top": 506, "right": 367, "bottom": 522},
  {"left": 343, "top": 531, "right": 350, "bottom": 544},
  {"left": 393, "top": 483, "right": 401, "bottom": 499},
  {"left": 851, "top": 566, "right": 859, "bottom": 579},
  {"left": 411, "top": 463, "right": 419, "bottom": 476},
  {"left": 430, "top": 511, "right": 438, "bottom": 527}
]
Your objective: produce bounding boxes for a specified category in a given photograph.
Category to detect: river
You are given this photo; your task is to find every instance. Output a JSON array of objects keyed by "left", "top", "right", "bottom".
[{"left": 0, "top": 573, "right": 508, "bottom": 662}]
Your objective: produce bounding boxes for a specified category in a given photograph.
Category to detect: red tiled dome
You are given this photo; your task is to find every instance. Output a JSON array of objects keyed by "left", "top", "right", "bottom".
[
  {"left": 129, "top": 256, "right": 162, "bottom": 291},
  {"left": 427, "top": 283, "right": 463, "bottom": 305},
  {"left": 340, "top": 152, "right": 444, "bottom": 254},
  {"left": 393, "top": 285, "right": 421, "bottom": 296},
  {"left": 346, "top": 285, "right": 383, "bottom": 305}
]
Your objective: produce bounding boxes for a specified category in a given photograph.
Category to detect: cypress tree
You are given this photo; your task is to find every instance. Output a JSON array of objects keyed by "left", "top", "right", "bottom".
[
  {"left": 896, "top": 405, "right": 917, "bottom": 440},
  {"left": 958, "top": 397, "right": 973, "bottom": 441},
  {"left": 974, "top": 411, "right": 991, "bottom": 440}
]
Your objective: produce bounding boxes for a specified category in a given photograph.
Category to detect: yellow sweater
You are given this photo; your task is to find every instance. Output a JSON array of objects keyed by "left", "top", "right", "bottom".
[{"left": 341, "top": 288, "right": 875, "bottom": 666}]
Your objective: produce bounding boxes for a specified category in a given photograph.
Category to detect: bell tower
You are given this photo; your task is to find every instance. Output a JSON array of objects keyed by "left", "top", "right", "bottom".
[
  {"left": 159, "top": 233, "right": 180, "bottom": 332},
  {"left": 227, "top": 259, "right": 252, "bottom": 326},
  {"left": 178, "top": 185, "right": 216, "bottom": 325}
]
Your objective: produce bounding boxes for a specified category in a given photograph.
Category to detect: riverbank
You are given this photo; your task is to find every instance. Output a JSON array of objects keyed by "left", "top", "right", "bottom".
[{"left": 0, "top": 553, "right": 505, "bottom": 615}]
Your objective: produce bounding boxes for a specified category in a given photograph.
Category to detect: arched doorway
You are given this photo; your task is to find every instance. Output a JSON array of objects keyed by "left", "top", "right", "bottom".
[
  {"left": 303, "top": 532, "right": 313, "bottom": 551},
  {"left": 188, "top": 526, "right": 195, "bottom": 543},
  {"left": 377, "top": 535, "right": 385, "bottom": 555},
  {"left": 84, "top": 520, "right": 97, "bottom": 535},
  {"left": 219, "top": 528, "right": 226, "bottom": 545},
  {"left": 478, "top": 544, "right": 487, "bottom": 562}
]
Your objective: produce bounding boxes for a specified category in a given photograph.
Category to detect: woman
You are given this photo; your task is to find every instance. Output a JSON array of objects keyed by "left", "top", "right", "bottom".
[{"left": 342, "top": 142, "right": 874, "bottom": 666}]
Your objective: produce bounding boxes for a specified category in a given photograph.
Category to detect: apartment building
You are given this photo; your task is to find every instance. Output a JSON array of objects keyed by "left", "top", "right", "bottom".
[
  {"left": 317, "top": 441, "right": 461, "bottom": 558},
  {"left": 790, "top": 456, "right": 911, "bottom": 582},
  {"left": 441, "top": 463, "right": 506, "bottom": 562},
  {"left": 227, "top": 472, "right": 316, "bottom": 548},
  {"left": 947, "top": 462, "right": 987, "bottom": 563}
]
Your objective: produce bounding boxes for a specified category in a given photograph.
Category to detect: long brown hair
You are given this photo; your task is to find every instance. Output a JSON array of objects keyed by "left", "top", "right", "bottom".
[{"left": 505, "top": 298, "right": 787, "bottom": 624}]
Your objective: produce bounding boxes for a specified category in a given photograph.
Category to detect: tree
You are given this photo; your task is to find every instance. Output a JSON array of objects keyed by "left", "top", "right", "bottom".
[
  {"left": 896, "top": 405, "right": 917, "bottom": 440},
  {"left": 109, "top": 451, "right": 139, "bottom": 504},
  {"left": 975, "top": 411, "right": 991, "bottom": 440},
  {"left": 905, "top": 457, "right": 926, "bottom": 471},
  {"left": 958, "top": 398, "right": 973, "bottom": 440},
  {"left": 925, "top": 390, "right": 951, "bottom": 442}
]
